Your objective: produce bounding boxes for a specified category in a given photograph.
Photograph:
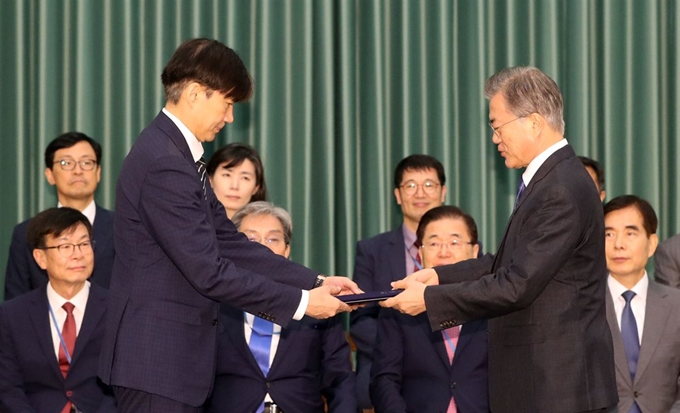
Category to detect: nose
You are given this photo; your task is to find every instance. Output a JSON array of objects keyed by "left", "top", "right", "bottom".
[
  {"left": 437, "top": 244, "right": 452, "bottom": 257},
  {"left": 229, "top": 178, "right": 239, "bottom": 189},
  {"left": 414, "top": 184, "right": 426, "bottom": 197},
  {"left": 491, "top": 132, "right": 501, "bottom": 144},
  {"left": 613, "top": 233, "right": 625, "bottom": 250},
  {"left": 224, "top": 105, "right": 234, "bottom": 124}
]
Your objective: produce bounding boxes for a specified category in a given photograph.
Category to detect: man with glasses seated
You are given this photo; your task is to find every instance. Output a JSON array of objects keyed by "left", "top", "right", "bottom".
[
  {"left": 5, "top": 132, "right": 115, "bottom": 300},
  {"left": 370, "top": 205, "right": 488, "bottom": 413},
  {"left": 206, "top": 201, "right": 356, "bottom": 413},
  {"left": 0, "top": 207, "right": 116, "bottom": 412},
  {"left": 350, "top": 154, "right": 447, "bottom": 410}
]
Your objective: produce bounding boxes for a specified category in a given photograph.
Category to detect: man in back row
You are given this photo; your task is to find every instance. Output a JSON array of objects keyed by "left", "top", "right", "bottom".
[
  {"left": 350, "top": 154, "right": 446, "bottom": 409},
  {"left": 5, "top": 132, "right": 115, "bottom": 300}
]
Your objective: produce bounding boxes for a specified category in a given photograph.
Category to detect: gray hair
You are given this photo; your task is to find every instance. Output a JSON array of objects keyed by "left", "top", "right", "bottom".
[
  {"left": 231, "top": 201, "right": 293, "bottom": 245},
  {"left": 484, "top": 66, "right": 565, "bottom": 135}
]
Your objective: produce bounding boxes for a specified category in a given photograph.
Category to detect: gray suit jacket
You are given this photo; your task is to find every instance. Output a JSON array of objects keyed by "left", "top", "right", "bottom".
[
  {"left": 606, "top": 280, "right": 680, "bottom": 413},
  {"left": 655, "top": 233, "right": 680, "bottom": 289}
]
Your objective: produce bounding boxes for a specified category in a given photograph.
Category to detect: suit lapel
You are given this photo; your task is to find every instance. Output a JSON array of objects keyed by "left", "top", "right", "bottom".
[
  {"left": 605, "top": 288, "right": 633, "bottom": 386},
  {"left": 635, "top": 282, "right": 670, "bottom": 384},
  {"left": 70, "top": 286, "right": 106, "bottom": 365},
  {"left": 388, "top": 227, "right": 408, "bottom": 282},
  {"left": 29, "top": 288, "right": 64, "bottom": 382},
  {"left": 223, "top": 308, "right": 263, "bottom": 376},
  {"left": 420, "top": 314, "right": 450, "bottom": 367}
]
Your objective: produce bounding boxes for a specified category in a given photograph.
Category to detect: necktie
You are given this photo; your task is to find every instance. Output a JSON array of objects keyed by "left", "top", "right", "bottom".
[
  {"left": 249, "top": 315, "right": 274, "bottom": 413},
  {"left": 514, "top": 180, "right": 526, "bottom": 210},
  {"left": 59, "top": 302, "right": 76, "bottom": 413},
  {"left": 443, "top": 326, "right": 460, "bottom": 413},
  {"left": 414, "top": 242, "right": 422, "bottom": 274},
  {"left": 196, "top": 156, "right": 207, "bottom": 199},
  {"left": 621, "top": 291, "right": 642, "bottom": 413}
]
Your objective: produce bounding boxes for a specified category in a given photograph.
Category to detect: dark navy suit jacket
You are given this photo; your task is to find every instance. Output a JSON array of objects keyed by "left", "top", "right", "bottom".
[
  {"left": 371, "top": 309, "right": 488, "bottom": 413},
  {"left": 4, "top": 205, "right": 115, "bottom": 300},
  {"left": 99, "top": 111, "right": 319, "bottom": 407},
  {"left": 0, "top": 284, "right": 116, "bottom": 412},
  {"left": 206, "top": 306, "right": 356, "bottom": 413},
  {"left": 350, "top": 227, "right": 406, "bottom": 407}
]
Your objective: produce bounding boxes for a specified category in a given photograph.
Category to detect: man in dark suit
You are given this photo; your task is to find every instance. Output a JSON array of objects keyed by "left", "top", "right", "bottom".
[
  {"left": 579, "top": 155, "right": 606, "bottom": 202},
  {"left": 0, "top": 207, "right": 116, "bottom": 412},
  {"left": 384, "top": 66, "right": 618, "bottom": 412},
  {"left": 350, "top": 154, "right": 446, "bottom": 409},
  {"left": 207, "top": 202, "right": 356, "bottom": 413},
  {"left": 654, "top": 233, "right": 680, "bottom": 288},
  {"left": 99, "top": 38, "right": 359, "bottom": 413},
  {"left": 602, "top": 195, "right": 680, "bottom": 412},
  {"left": 4, "top": 132, "right": 115, "bottom": 300},
  {"left": 371, "top": 206, "right": 487, "bottom": 413}
]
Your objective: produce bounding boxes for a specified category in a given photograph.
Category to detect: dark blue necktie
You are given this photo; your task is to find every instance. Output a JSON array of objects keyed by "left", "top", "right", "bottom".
[
  {"left": 621, "top": 290, "right": 641, "bottom": 413},
  {"left": 195, "top": 157, "right": 207, "bottom": 199},
  {"left": 514, "top": 180, "right": 526, "bottom": 210},
  {"left": 248, "top": 315, "right": 274, "bottom": 413}
]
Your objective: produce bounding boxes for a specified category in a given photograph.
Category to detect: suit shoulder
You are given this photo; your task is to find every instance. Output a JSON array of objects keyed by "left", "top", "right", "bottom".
[
  {"left": 357, "top": 227, "right": 402, "bottom": 249},
  {"left": 0, "top": 287, "right": 42, "bottom": 313},
  {"left": 658, "top": 233, "right": 680, "bottom": 251},
  {"left": 657, "top": 282, "right": 680, "bottom": 302},
  {"left": 10, "top": 218, "right": 31, "bottom": 238}
]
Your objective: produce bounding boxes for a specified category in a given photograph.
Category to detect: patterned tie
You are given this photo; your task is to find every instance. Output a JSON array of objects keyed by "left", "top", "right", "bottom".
[
  {"left": 514, "top": 180, "right": 526, "bottom": 210},
  {"left": 59, "top": 302, "right": 76, "bottom": 413},
  {"left": 249, "top": 315, "right": 274, "bottom": 413},
  {"left": 621, "top": 291, "right": 642, "bottom": 413},
  {"left": 196, "top": 156, "right": 207, "bottom": 199},
  {"left": 443, "top": 326, "right": 460, "bottom": 413},
  {"left": 414, "top": 242, "right": 422, "bottom": 274}
]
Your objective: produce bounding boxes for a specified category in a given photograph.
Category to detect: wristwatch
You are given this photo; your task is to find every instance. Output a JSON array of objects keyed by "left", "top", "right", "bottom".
[{"left": 313, "top": 274, "right": 327, "bottom": 288}]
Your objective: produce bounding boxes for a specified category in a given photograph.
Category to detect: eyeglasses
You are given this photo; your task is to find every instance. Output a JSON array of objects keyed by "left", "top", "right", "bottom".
[
  {"left": 400, "top": 180, "right": 441, "bottom": 195},
  {"left": 488, "top": 117, "right": 522, "bottom": 137},
  {"left": 41, "top": 240, "right": 95, "bottom": 258},
  {"left": 247, "top": 236, "right": 286, "bottom": 247},
  {"left": 54, "top": 159, "right": 98, "bottom": 171},
  {"left": 422, "top": 239, "right": 474, "bottom": 251}
]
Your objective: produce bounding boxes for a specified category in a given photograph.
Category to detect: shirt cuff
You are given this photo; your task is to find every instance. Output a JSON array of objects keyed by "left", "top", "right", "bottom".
[{"left": 293, "top": 289, "right": 309, "bottom": 320}]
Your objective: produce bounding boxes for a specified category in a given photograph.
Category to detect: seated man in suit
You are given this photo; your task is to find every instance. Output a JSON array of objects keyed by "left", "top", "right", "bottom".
[
  {"left": 206, "top": 201, "right": 356, "bottom": 413},
  {"left": 0, "top": 207, "right": 116, "bottom": 412},
  {"left": 5, "top": 132, "right": 115, "bottom": 300},
  {"left": 371, "top": 205, "right": 488, "bottom": 413},
  {"left": 350, "top": 154, "right": 447, "bottom": 409},
  {"left": 603, "top": 195, "right": 680, "bottom": 412}
]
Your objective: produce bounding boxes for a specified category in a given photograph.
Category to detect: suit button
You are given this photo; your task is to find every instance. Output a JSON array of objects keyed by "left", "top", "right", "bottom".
[
  {"left": 451, "top": 382, "right": 457, "bottom": 389},
  {"left": 212, "top": 319, "right": 218, "bottom": 326},
  {"left": 265, "top": 382, "right": 270, "bottom": 388},
  {"left": 633, "top": 391, "right": 639, "bottom": 398},
  {"left": 66, "top": 390, "right": 73, "bottom": 397}
]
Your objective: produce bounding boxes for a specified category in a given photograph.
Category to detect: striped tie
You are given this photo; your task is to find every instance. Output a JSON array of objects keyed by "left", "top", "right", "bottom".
[{"left": 196, "top": 157, "right": 207, "bottom": 199}]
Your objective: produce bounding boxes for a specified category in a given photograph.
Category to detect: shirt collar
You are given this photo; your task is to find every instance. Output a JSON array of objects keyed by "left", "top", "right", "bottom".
[
  {"left": 521, "top": 139, "right": 568, "bottom": 186},
  {"left": 162, "top": 107, "right": 204, "bottom": 163},
  {"left": 607, "top": 272, "right": 649, "bottom": 301},
  {"left": 57, "top": 200, "right": 97, "bottom": 225},
  {"left": 46, "top": 280, "right": 91, "bottom": 312},
  {"left": 402, "top": 224, "right": 417, "bottom": 248}
]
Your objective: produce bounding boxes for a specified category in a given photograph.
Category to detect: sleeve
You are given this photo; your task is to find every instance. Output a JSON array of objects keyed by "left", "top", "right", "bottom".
[
  {"left": 137, "top": 156, "right": 315, "bottom": 325},
  {"left": 320, "top": 316, "right": 358, "bottom": 412},
  {"left": 4, "top": 224, "right": 33, "bottom": 301},
  {"left": 369, "top": 308, "right": 408, "bottom": 413},
  {"left": 654, "top": 238, "right": 680, "bottom": 289},
  {"left": 425, "top": 184, "right": 585, "bottom": 330},
  {"left": 0, "top": 306, "right": 36, "bottom": 412}
]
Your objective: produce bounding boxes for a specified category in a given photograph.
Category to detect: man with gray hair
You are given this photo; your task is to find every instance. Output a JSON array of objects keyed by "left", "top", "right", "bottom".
[{"left": 384, "top": 66, "right": 618, "bottom": 413}]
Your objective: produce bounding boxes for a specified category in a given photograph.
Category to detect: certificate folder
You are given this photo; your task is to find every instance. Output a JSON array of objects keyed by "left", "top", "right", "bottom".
[{"left": 338, "top": 290, "right": 402, "bottom": 304}]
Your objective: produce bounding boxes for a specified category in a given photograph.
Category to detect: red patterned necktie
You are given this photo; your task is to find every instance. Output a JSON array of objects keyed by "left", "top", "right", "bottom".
[
  {"left": 443, "top": 326, "right": 460, "bottom": 413},
  {"left": 59, "top": 302, "right": 76, "bottom": 413},
  {"left": 414, "top": 242, "right": 422, "bottom": 273}
]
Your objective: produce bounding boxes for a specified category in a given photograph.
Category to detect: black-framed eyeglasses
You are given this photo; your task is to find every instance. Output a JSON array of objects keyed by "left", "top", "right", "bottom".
[
  {"left": 400, "top": 180, "right": 441, "bottom": 195},
  {"left": 488, "top": 117, "right": 523, "bottom": 137},
  {"left": 41, "top": 240, "right": 95, "bottom": 258},
  {"left": 53, "top": 159, "right": 98, "bottom": 171},
  {"left": 422, "top": 239, "right": 474, "bottom": 251}
]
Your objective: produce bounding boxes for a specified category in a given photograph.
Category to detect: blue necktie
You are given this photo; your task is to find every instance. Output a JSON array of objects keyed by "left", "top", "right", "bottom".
[
  {"left": 621, "top": 291, "right": 642, "bottom": 413},
  {"left": 248, "top": 315, "right": 274, "bottom": 413},
  {"left": 514, "top": 180, "right": 526, "bottom": 210}
]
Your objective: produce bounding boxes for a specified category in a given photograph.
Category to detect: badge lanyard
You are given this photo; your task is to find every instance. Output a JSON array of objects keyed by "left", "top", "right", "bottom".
[
  {"left": 442, "top": 326, "right": 458, "bottom": 355},
  {"left": 48, "top": 303, "right": 72, "bottom": 363},
  {"left": 404, "top": 243, "right": 423, "bottom": 271}
]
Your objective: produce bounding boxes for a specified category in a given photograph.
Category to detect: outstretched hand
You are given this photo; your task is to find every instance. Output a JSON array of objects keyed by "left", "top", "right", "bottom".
[
  {"left": 381, "top": 277, "right": 428, "bottom": 315},
  {"left": 305, "top": 285, "right": 352, "bottom": 319}
]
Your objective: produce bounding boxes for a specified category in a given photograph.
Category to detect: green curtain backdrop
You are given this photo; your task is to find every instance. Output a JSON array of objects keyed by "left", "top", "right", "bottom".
[{"left": 1, "top": 0, "right": 679, "bottom": 300}]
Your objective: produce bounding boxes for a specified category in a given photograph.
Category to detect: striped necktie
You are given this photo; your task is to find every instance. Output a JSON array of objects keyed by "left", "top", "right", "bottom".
[{"left": 196, "top": 157, "right": 207, "bottom": 199}]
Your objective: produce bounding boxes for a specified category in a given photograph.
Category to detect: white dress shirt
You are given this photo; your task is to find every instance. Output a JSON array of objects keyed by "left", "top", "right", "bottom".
[
  {"left": 47, "top": 281, "right": 91, "bottom": 359},
  {"left": 608, "top": 273, "right": 648, "bottom": 345},
  {"left": 57, "top": 200, "right": 97, "bottom": 226},
  {"left": 521, "top": 139, "right": 569, "bottom": 186},
  {"left": 244, "top": 312, "right": 282, "bottom": 404},
  {"left": 161, "top": 107, "right": 309, "bottom": 320}
]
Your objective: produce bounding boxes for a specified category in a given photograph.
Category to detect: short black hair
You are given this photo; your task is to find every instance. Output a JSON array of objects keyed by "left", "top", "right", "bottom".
[
  {"left": 603, "top": 195, "right": 657, "bottom": 237},
  {"left": 416, "top": 205, "right": 478, "bottom": 246},
  {"left": 393, "top": 154, "right": 446, "bottom": 188},
  {"left": 207, "top": 143, "right": 267, "bottom": 202},
  {"left": 161, "top": 38, "right": 253, "bottom": 104},
  {"left": 578, "top": 156, "right": 605, "bottom": 191},
  {"left": 45, "top": 132, "right": 102, "bottom": 169},
  {"left": 27, "top": 207, "right": 93, "bottom": 250}
]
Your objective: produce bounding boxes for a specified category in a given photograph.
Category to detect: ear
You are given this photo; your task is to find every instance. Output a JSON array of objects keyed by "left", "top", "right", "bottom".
[
  {"left": 283, "top": 244, "right": 291, "bottom": 259},
  {"left": 647, "top": 233, "right": 659, "bottom": 258},
  {"left": 439, "top": 185, "right": 447, "bottom": 203},
  {"left": 527, "top": 113, "right": 545, "bottom": 138},
  {"left": 184, "top": 82, "right": 204, "bottom": 105},
  {"left": 599, "top": 190, "right": 606, "bottom": 203},
  {"left": 45, "top": 168, "right": 56, "bottom": 186},
  {"left": 33, "top": 249, "right": 48, "bottom": 270},
  {"left": 95, "top": 164, "right": 102, "bottom": 184},
  {"left": 472, "top": 243, "right": 480, "bottom": 257},
  {"left": 251, "top": 185, "right": 259, "bottom": 197},
  {"left": 394, "top": 187, "right": 403, "bottom": 206}
]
